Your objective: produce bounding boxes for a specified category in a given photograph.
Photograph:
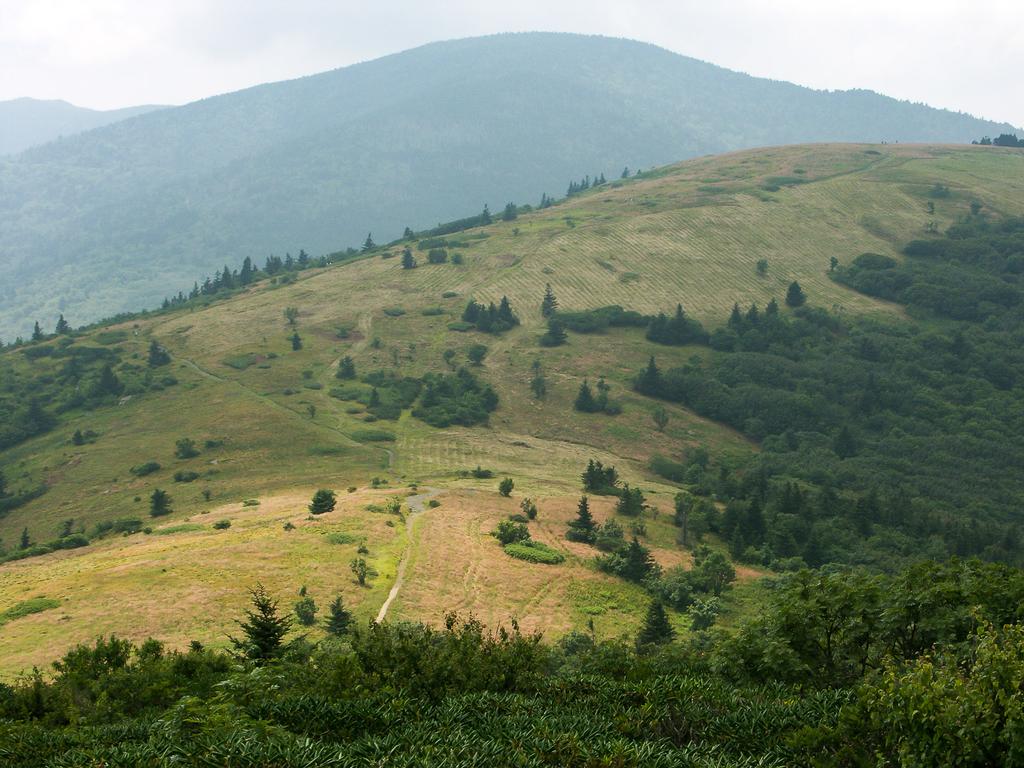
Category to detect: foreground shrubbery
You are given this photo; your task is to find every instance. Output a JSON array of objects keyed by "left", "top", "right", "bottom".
[{"left": 2, "top": 559, "right": 1022, "bottom": 766}]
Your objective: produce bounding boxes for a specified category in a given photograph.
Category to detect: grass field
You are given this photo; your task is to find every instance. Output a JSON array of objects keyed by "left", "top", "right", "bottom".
[{"left": 2, "top": 143, "right": 1023, "bottom": 676}]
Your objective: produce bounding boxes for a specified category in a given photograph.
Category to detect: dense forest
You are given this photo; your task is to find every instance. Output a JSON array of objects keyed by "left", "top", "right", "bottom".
[
  {"left": 2, "top": 557, "right": 1021, "bottom": 766},
  {"left": 634, "top": 216, "right": 1024, "bottom": 569}
]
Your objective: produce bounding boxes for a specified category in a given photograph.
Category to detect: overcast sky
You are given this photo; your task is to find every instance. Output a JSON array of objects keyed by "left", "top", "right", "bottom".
[{"left": 1, "top": 0, "right": 1021, "bottom": 128}]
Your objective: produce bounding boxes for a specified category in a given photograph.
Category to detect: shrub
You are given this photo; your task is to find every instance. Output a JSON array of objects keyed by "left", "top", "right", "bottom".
[
  {"left": 492, "top": 520, "right": 531, "bottom": 545},
  {"left": 421, "top": 307, "right": 445, "bottom": 316},
  {"left": 174, "top": 438, "right": 200, "bottom": 459},
  {"left": 130, "top": 461, "right": 161, "bottom": 477},
  {"left": 351, "top": 429, "right": 396, "bottom": 442},
  {"left": 173, "top": 470, "right": 200, "bottom": 483},
  {"left": 242, "top": 499, "right": 260, "bottom": 507},
  {"left": 383, "top": 307, "right": 406, "bottom": 317},
  {"left": 213, "top": 519, "right": 231, "bottom": 530},
  {"left": 498, "top": 478, "right": 514, "bottom": 497},
  {"left": 504, "top": 541, "right": 565, "bottom": 564},
  {"left": 447, "top": 321, "right": 474, "bottom": 332}
]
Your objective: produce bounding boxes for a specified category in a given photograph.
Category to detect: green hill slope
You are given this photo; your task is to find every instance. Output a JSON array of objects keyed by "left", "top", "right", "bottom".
[
  {"left": 0, "top": 32, "right": 1019, "bottom": 338},
  {"left": 1, "top": 143, "right": 1024, "bottom": 674},
  {"left": 0, "top": 98, "right": 165, "bottom": 156}
]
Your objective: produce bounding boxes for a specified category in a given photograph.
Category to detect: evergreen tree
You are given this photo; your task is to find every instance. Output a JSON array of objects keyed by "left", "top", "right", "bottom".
[
  {"left": 309, "top": 489, "right": 337, "bottom": 515},
  {"left": 481, "top": 204, "right": 492, "bottom": 224},
  {"left": 19, "top": 527, "right": 31, "bottom": 550},
  {"left": 636, "top": 600, "right": 675, "bottom": 648},
  {"left": 149, "top": 488, "right": 172, "bottom": 517},
  {"left": 502, "top": 202, "right": 518, "bottom": 221},
  {"left": 621, "top": 167, "right": 631, "bottom": 178},
  {"left": 55, "top": 314, "right": 70, "bottom": 335},
  {"left": 574, "top": 380, "right": 598, "bottom": 412},
  {"left": 728, "top": 303, "right": 743, "bottom": 329},
  {"left": 0, "top": 469, "right": 7, "bottom": 498},
  {"left": 290, "top": 332, "right": 302, "bottom": 351},
  {"left": 31, "top": 321, "right": 43, "bottom": 342},
  {"left": 363, "top": 233, "right": 376, "bottom": 252},
  {"left": 336, "top": 356, "right": 356, "bottom": 380},
  {"left": 324, "top": 595, "right": 353, "bottom": 636},
  {"left": 530, "top": 370, "right": 547, "bottom": 399},
  {"left": 636, "top": 356, "right": 662, "bottom": 395},
  {"left": 294, "top": 591, "right": 317, "bottom": 626},
  {"left": 786, "top": 281, "right": 807, "bottom": 307},
  {"left": 147, "top": 340, "right": 171, "bottom": 367},
  {"left": 297, "top": 249, "right": 310, "bottom": 268},
  {"left": 95, "top": 364, "right": 123, "bottom": 397},
  {"left": 71, "top": 429, "right": 85, "bottom": 446},
  {"left": 401, "top": 247, "right": 417, "bottom": 269},
  {"left": 539, "top": 317, "right": 567, "bottom": 347},
  {"left": 498, "top": 478, "right": 515, "bottom": 497},
  {"left": 350, "top": 557, "right": 369, "bottom": 586},
  {"left": 567, "top": 495, "right": 597, "bottom": 543},
  {"left": 541, "top": 283, "right": 558, "bottom": 317},
  {"left": 403, "top": 226, "right": 414, "bottom": 240},
  {"left": 621, "top": 537, "right": 658, "bottom": 582},
  {"left": 652, "top": 405, "right": 669, "bottom": 432},
  {"left": 834, "top": 425, "right": 858, "bottom": 459},
  {"left": 229, "top": 583, "right": 293, "bottom": 664}
]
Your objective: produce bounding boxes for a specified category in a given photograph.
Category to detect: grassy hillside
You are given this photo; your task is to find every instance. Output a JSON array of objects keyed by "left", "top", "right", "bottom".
[
  {"left": 1, "top": 32, "right": 1020, "bottom": 338},
  {"left": 1, "top": 143, "right": 1023, "bottom": 675}
]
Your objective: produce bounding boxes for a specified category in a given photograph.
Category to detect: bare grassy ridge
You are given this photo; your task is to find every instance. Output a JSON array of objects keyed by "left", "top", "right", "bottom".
[{"left": 2, "top": 143, "right": 1023, "bottom": 675}]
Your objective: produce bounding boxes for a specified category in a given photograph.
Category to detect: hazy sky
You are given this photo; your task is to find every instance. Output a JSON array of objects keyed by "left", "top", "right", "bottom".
[{"left": 1, "top": 0, "right": 1021, "bottom": 127}]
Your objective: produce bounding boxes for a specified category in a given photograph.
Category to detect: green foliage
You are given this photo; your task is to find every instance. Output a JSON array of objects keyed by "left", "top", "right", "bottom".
[
  {"left": 149, "top": 489, "right": 172, "bottom": 517},
  {"left": 130, "top": 461, "right": 161, "bottom": 477},
  {"left": 556, "top": 305, "right": 649, "bottom": 334},
  {"left": 498, "top": 477, "right": 514, "bottom": 497},
  {"left": 228, "top": 584, "right": 293, "bottom": 664},
  {"left": 294, "top": 593, "right": 317, "bottom": 626},
  {"left": 504, "top": 541, "right": 565, "bottom": 564},
  {"left": 308, "top": 489, "right": 337, "bottom": 515},
  {"left": 538, "top": 316, "right": 567, "bottom": 347},
  {"left": 411, "top": 368, "right": 498, "bottom": 428},
  {"left": 460, "top": 296, "right": 520, "bottom": 334},
  {"left": 636, "top": 600, "right": 675, "bottom": 648},
  {"left": 491, "top": 520, "right": 530, "bottom": 545},
  {"left": 174, "top": 438, "right": 200, "bottom": 459},
  {"left": 0, "top": 597, "right": 61, "bottom": 626},
  {"left": 324, "top": 595, "right": 352, "bottom": 636},
  {"left": 336, "top": 356, "right": 356, "bottom": 380}
]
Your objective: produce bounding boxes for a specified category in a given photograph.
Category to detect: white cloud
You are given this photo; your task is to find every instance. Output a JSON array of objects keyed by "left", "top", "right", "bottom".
[{"left": 0, "top": 0, "right": 1020, "bottom": 127}]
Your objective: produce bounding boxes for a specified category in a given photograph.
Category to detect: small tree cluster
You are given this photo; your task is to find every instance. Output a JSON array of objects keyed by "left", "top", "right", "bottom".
[{"left": 461, "top": 297, "right": 520, "bottom": 334}]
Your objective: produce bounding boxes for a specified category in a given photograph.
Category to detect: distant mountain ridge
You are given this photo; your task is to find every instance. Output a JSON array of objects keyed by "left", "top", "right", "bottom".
[
  {"left": 0, "top": 32, "right": 1017, "bottom": 339},
  {"left": 0, "top": 98, "right": 166, "bottom": 156}
]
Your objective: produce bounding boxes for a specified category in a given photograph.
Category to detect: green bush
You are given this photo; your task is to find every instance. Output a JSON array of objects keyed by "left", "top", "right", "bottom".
[
  {"left": 350, "top": 429, "right": 396, "bottom": 442},
  {"left": 504, "top": 541, "right": 565, "bottom": 564},
  {"left": 130, "top": 461, "right": 161, "bottom": 477},
  {"left": 173, "top": 470, "right": 200, "bottom": 483}
]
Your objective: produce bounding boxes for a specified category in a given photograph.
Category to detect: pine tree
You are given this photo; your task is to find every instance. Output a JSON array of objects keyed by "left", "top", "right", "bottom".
[
  {"left": 403, "top": 227, "right": 414, "bottom": 240},
  {"left": 502, "top": 202, "right": 518, "bottom": 221},
  {"left": 574, "top": 380, "right": 600, "bottom": 413},
  {"left": 55, "top": 314, "right": 70, "bottom": 335},
  {"left": 325, "top": 596, "right": 353, "bottom": 636},
  {"left": 309, "top": 489, "right": 337, "bottom": 515},
  {"left": 336, "top": 356, "right": 356, "bottom": 379},
  {"left": 636, "top": 356, "right": 662, "bottom": 395},
  {"left": 481, "top": 204, "right": 492, "bottom": 224},
  {"left": 31, "top": 321, "right": 43, "bottom": 342},
  {"left": 229, "top": 583, "right": 293, "bottom": 663},
  {"left": 290, "top": 332, "right": 302, "bottom": 351},
  {"left": 19, "top": 527, "right": 31, "bottom": 550},
  {"left": 530, "top": 370, "right": 547, "bottom": 399},
  {"left": 363, "top": 233, "right": 376, "bottom": 252},
  {"left": 294, "top": 591, "right": 317, "bottom": 626},
  {"left": 567, "top": 495, "right": 597, "bottom": 543},
  {"left": 149, "top": 488, "right": 172, "bottom": 517},
  {"left": 621, "top": 537, "right": 658, "bottom": 582},
  {"left": 96, "top": 364, "right": 123, "bottom": 396},
  {"left": 401, "top": 247, "right": 417, "bottom": 269},
  {"left": 636, "top": 600, "right": 675, "bottom": 648},
  {"left": 540, "top": 317, "right": 567, "bottom": 347},
  {"left": 541, "top": 283, "right": 558, "bottom": 317},
  {"left": 147, "top": 340, "right": 170, "bottom": 367},
  {"left": 786, "top": 281, "right": 807, "bottom": 307}
]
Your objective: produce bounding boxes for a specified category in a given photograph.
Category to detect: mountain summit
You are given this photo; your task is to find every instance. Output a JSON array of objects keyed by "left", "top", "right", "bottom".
[{"left": 0, "top": 32, "right": 1016, "bottom": 338}]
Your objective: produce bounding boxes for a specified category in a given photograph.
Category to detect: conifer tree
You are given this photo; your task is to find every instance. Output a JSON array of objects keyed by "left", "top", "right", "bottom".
[
  {"left": 786, "top": 281, "right": 807, "bottom": 307},
  {"left": 309, "top": 489, "right": 337, "bottom": 515},
  {"left": 567, "top": 495, "right": 597, "bottom": 543},
  {"left": 401, "top": 247, "right": 417, "bottom": 269},
  {"left": 0, "top": 469, "right": 7, "bottom": 498},
  {"left": 336, "top": 356, "right": 356, "bottom": 379},
  {"left": 541, "top": 283, "right": 558, "bottom": 317},
  {"left": 20, "top": 527, "right": 31, "bottom": 549},
  {"left": 325, "top": 595, "right": 353, "bottom": 636},
  {"left": 574, "top": 380, "right": 598, "bottom": 412},
  {"left": 652, "top": 405, "right": 669, "bottom": 432},
  {"left": 290, "top": 332, "right": 302, "bottom": 351},
  {"left": 636, "top": 600, "right": 675, "bottom": 648},
  {"left": 31, "top": 321, "right": 43, "bottom": 342},
  {"left": 502, "top": 202, "right": 517, "bottom": 221},
  {"left": 229, "top": 583, "right": 293, "bottom": 664},
  {"left": 363, "top": 233, "right": 376, "bottom": 252},
  {"left": 403, "top": 226, "right": 414, "bottom": 240},
  {"left": 481, "top": 204, "right": 492, "bottom": 224},
  {"left": 540, "top": 317, "right": 567, "bottom": 347},
  {"left": 149, "top": 488, "right": 172, "bottom": 517},
  {"left": 147, "top": 340, "right": 170, "bottom": 367},
  {"left": 636, "top": 356, "right": 662, "bottom": 395},
  {"left": 55, "top": 314, "right": 70, "bottom": 335}
]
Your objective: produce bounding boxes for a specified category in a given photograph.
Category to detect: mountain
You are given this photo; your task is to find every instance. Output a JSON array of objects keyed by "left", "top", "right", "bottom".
[
  {"left": 2, "top": 142, "right": 1024, "bottom": 675},
  {"left": 0, "top": 32, "right": 1018, "bottom": 340},
  {"left": 0, "top": 97, "right": 165, "bottom": 156}
]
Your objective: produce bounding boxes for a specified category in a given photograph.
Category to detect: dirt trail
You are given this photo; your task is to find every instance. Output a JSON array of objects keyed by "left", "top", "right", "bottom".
[{"left": 376, "top": 487, "right": 441, "bottom": 622}]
